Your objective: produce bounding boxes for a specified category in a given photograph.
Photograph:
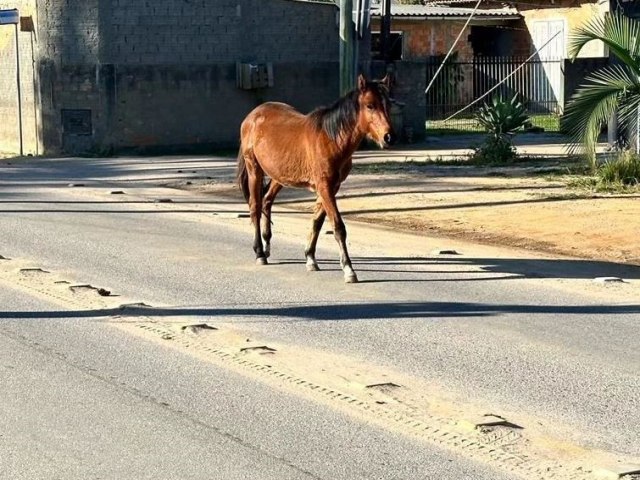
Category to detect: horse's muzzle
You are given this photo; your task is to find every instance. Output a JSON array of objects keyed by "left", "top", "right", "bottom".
[{"left": 383, "top": 132, "right": 397, "bottom": 147}]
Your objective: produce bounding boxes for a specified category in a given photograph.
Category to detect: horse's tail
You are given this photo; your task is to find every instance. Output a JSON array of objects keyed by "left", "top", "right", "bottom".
[
  {"left": 236, "top": 144, "right": 250, "bottom": 204},
  {"left": 236, "top": 143, "right": 271, "bottom": 204}
]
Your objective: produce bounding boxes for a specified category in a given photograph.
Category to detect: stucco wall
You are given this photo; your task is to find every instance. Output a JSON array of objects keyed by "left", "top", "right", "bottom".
[
  {"left": 0, "top": 0, "right": 38, "bottom": 155},
  {"left": 519, "top": 0, "right": 609, "bottom": 58}
]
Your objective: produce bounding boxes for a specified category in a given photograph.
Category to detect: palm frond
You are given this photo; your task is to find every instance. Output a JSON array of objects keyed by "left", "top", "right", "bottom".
[
  {"left": 568, "top": 10, "right": 640, "bottom": 75},
  {"left": 616, "top": 88, "right": 640, "bottom": 150},
  {"left": 564, "top": 64, "right": 640, "bottom": 166}
]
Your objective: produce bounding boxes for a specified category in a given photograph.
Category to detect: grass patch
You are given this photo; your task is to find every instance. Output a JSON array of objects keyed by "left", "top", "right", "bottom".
[
  {"left": 598, "top": 153, "right": 640, "bottom": 185},
  {"left": 353, "top": 158, "right": 470, "bottom": 174},
  {"left": 426, "top": 114, "right": 560, "bottom": 134},
  {"left": 353, "top": 156, "right": 573, "bottom": 175},
  {"left": 424, "top": 128, "right": 484, "bottom": 136},
  {"left": 567, "top": 152, "right": 640, "bottom": 193},
  {"left": 528, "top": 114, "right": 561, "bottom": 132},
  {"left": 426, "top": 118, "right": 483, "bottom": 133},
  {"left": 535, "top": 161, "right": 591, "bottom": 179}
]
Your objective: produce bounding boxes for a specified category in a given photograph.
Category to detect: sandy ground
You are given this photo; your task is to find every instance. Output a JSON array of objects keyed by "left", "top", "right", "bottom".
[
  {"left": 192, "top": 139, "right": 640, "bottom": 268},
  {"left": 335, "top": 170, "right": 640, "bottom": 266}
]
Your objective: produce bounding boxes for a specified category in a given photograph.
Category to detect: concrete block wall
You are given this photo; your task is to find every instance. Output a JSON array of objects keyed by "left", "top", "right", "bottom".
[
  {"left": 21, "top": 0, "right": 343, "bottom": 154},
  {"left": 394, "top": 61, "right": 427, "bottom": 141},
  {"left": 105, "top": 0, "right": 242, "bottom": 65},
  {"left": 371, "top": 59, "right": 427, "bottom": 142},
  {"left": 37, "top": 0, "right": 100, "bottom": 65},
  {"left": 244, "top": 0, "right": 338, "bottom": 63}
]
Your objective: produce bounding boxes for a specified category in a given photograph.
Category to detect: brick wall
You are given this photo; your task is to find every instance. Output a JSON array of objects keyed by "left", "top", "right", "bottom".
[
  {"left": 372, "top": 18, "right": 475, "bottom": 60},
  {"left": 2, "top": 0, "right": 343, "bottom": 154}
]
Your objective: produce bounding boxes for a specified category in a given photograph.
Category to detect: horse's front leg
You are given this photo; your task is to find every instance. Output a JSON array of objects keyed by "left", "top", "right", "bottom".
[
  {"left": 261, "top": 181, "right": 283, "bottom": 258},
  {"left": 304, "top": 197, "right": 326, "bottom": 271},
  {"left": 316, "top": 183, "right": 357, "bottom": 283}
]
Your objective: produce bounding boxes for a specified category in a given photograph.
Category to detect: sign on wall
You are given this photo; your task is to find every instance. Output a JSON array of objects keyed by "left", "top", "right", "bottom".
[{"left": 0, "top": 9, "right": 19, "bottom": 25}]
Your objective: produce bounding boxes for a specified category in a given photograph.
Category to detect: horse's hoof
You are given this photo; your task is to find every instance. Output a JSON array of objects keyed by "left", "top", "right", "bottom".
[
  {"left": 256, "top": 257, "right": 268, "bottom": 266},
  {"left": 344, "top": 273, "right": 359, "bottom": 284},
  {"left": 306, "top": 263, "right": 319, "bottom": 272}
]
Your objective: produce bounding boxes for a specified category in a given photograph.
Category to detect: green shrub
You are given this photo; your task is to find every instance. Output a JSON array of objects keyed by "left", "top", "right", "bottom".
[
  {"left": 471, "top": 94, "right": 529, "bottom": 164},
  {"left": 471, "top": 136, "right": 518, "bottom": 165},
  {"left": 597, "top": 152, "right": 640, "bottom": 189},
  {"left": 475, "top": 94, "right": 529, "bottom": 139},
  {"left": 568, "top": 152, "right": 640, "bottom": 192}
]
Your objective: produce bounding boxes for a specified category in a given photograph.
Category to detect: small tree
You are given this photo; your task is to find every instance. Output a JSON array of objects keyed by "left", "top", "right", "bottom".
[
  {"left": 564, "top": 11, "right": 640, "bottom": 171},
  {"left": 472, "top": 94, "right": 529, "bottom": 164}
]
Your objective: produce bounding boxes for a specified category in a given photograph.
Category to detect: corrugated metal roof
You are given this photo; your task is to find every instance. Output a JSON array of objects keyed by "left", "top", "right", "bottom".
[
  {"left": 371, "top": 5, "right": 520, "bottom": 19},
  {"left": 425, "top": 0, "right": 510, "bottom": 5}
]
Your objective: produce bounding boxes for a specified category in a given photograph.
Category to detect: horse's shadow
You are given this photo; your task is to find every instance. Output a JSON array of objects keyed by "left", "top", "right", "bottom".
[{"left": 271, "top": 255, "right": 640, "bottom": 283}]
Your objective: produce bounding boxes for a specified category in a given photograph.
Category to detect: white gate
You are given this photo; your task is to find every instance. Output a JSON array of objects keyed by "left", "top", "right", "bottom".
[{"left": 531, "top": 19, "right": 565, "bottom": 112}]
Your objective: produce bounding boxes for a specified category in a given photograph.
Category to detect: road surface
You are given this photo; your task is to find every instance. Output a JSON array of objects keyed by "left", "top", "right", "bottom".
[{"left": 0, "top": 155, "right": 638, "bottom": 479}]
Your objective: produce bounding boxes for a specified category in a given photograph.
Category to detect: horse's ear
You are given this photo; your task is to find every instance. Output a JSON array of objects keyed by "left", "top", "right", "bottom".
[
  {"left": 380, "top": 74, "right": 391, "bottom": 90},
  {"left": 357, "top": 74, "right": 367, "bottom": 91}
]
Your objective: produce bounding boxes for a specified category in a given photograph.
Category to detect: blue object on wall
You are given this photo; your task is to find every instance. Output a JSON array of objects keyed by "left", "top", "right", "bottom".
[{"left": 0, "top": 9, "right": 19, "bottom": 25}]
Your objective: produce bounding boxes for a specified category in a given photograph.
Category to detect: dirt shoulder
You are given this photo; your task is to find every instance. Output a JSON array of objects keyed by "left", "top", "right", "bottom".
[
  {"left": 338, "top": 167, "right": 640, "bottom": 267},
  {"left": 190, "top": 144, "right": 640, "bottom": 268}
]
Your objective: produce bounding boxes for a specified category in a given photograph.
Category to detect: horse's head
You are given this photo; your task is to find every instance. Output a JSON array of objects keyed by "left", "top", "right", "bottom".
[{"left": 356, "top": 74, "right": 396, "bottom": 149}]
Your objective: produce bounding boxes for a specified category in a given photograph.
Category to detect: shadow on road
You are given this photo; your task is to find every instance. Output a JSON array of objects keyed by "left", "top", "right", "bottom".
[
  {"left": 274, "top": 255, "right": 640, "bottom": 281},
  {"left": 1, "top": 300, "right": 639, "bottom": 321}
]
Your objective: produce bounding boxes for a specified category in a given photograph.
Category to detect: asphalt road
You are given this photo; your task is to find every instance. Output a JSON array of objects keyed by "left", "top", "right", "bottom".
[
  {"left": 1, "top": 155, "right": 639, "bottom": 478},
  {"left": 1, "top": 287, "right": 514, "bottom": 480}
]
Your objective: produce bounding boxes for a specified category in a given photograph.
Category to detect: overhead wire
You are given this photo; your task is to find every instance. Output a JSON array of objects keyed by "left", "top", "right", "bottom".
[
  {"left": 424, "top": 0, "right": 483, "bottom": 95},
  {"left": 442, "top": 29, "right": 563, "bottom": 121}
]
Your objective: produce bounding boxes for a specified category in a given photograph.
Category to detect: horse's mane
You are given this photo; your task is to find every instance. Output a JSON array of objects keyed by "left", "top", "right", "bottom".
[{"left": 309, "top": 90, "right": 360, "bottom": 142}]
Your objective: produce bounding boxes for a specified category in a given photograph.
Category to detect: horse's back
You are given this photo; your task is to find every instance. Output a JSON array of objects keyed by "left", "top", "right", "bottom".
[
  {"left": 240, "top": 102, "right": 317, "bottom": 188},
  {"left": 242, "top": 102, "right": 304, "bottom": 133},
  {"left": 241, "top": 101, "right": 311, "bottom": 151}
]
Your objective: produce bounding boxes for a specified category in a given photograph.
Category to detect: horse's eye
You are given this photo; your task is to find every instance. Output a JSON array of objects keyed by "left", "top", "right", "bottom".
[{"left": 366, "top": 104, "right": 374, "bottom": 110}]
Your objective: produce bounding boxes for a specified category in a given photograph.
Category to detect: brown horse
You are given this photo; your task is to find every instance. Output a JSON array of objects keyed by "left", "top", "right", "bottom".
[{"left": 236, "top": 74, "right": 395, "bottom": 283}]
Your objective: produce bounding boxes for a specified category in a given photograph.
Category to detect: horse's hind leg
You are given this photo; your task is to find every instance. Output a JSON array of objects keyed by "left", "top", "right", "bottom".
[
  {"left": 246, "top": 160, "right": 268, "bottom": 265},
  {"left": 316, "top": 183, "right": 357, "bottom": 283},
  {"left": 261, "top": 181, "right": 283, "bottom": 258},
  {"left": 304, "top": 197, "right": 326, "bottom": 271}
]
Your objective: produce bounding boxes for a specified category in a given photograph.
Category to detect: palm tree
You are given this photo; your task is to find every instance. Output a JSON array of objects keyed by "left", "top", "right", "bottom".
[{"left": 564, "top": 10, "right": 640, "bottom": 171}]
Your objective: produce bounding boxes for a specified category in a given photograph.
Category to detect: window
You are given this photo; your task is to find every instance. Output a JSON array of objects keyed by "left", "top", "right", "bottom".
[{"left": 371, "top": 32, "right": 403, "bottom": 61}]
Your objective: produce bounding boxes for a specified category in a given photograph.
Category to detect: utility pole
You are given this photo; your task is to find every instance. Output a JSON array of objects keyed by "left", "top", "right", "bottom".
[
  {"left": 380, "top": 0, "right": 391, "bottom": 63},
  {"left": 339, "top": 0, "right": 357, "bottom": 95}
]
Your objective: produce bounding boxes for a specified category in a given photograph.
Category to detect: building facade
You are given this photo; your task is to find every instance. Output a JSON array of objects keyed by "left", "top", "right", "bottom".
[{"left": 0, "top": 0, "right": 341, "bottom": 155}]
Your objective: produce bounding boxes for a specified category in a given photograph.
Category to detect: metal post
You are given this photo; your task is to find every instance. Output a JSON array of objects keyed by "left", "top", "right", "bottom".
[
  {"left": 339, "top": 0, "right": 356, "bottom": 95},
  {"left": 15, "top": 23, "right": 23, "bottom": 156},
  {"left": 31, "top": 30, "right": 38, "bottom": 156},
  {"left": 636, "top": 105, "right": 640, "bottom": 155},
  {"left": 380, "top": 0, "right": 391, "bottom": 63}
]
